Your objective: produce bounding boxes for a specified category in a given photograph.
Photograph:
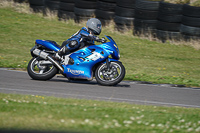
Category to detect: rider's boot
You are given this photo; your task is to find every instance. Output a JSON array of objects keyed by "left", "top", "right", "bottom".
[{"left": 52, "top": 46, "right": 69, "bottom": 61}]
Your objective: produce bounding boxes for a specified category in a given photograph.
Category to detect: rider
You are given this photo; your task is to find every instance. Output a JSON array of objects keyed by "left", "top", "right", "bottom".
[{"left": 54, "top": 18, "right": 105, "bottom": 60}]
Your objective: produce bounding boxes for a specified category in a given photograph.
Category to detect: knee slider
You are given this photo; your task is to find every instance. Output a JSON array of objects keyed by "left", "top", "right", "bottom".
[{"left": 69, "top": 40, "right": 78, "bottom": 48}]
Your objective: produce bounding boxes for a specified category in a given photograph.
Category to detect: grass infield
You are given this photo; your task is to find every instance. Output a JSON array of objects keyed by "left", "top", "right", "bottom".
[{"left": 0, "top": 93, "right": 200, "bottom": 133}]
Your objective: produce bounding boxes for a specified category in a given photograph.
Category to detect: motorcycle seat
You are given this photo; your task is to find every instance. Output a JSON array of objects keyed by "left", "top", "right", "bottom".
[{"left": 46, "top": 40, "right": 61, "bottom": 48}]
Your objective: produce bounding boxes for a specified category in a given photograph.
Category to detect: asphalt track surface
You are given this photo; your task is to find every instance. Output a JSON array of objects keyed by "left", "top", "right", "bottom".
[{"left": 0, "top": 68, "right": 200, "bottom": 108}]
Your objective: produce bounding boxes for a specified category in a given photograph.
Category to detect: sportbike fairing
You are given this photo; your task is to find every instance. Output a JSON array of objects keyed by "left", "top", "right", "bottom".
[{"left": 63, "top": 36, "right": 120, "bottom": 80}]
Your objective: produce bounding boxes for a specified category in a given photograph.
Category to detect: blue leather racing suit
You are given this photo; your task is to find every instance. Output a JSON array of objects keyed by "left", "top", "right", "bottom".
[{"left": 60, "top": 27, "right": 96, "bottom": 55}]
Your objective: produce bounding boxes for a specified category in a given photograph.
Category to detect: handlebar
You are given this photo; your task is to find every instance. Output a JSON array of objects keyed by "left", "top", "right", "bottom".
[{"left": 95, "top": 37, "right": 106, "bottom": 43}]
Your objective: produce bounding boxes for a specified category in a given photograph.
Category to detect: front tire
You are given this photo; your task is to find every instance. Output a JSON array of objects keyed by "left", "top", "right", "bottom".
[
  {"left": 95, "top": 61, "right": 125, "bottom": 86},
  {"left": 27, "top": 57, "right": 58, "bottom": 80}
]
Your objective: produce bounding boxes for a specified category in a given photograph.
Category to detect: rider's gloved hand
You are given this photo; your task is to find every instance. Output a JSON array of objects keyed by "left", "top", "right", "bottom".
[
  {"left": 101, "top": 37, "right": 106, "bottom": 43},
  {"left": 95, "top": 36, "right": 106, "bottom": 43},
  {"left": 95, "top": 36, "right": 100, "bottom": 42}
]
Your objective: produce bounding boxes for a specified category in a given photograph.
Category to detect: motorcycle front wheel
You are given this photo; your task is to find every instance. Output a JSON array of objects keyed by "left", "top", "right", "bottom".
[
  {"left": 95, "top": 61, "right": 125, "bottom": 86},
  {"left": 27, "top": 57, "right": 58, "bottom": 80}
]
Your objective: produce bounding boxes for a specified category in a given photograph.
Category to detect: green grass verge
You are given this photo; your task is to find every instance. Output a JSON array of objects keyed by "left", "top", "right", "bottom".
[
  {"left": 0, "top": 5, "right": 200, "bottom": 87},
  {"left": 1, "top": 93, "right": 200, "bottom": 133}
]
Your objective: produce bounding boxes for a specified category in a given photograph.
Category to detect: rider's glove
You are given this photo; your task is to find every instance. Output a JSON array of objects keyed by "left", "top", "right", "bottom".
[
  {"left": 95, "top": 36, "right": 106, "bottom": 43},
  {"left": 101, "top": 37, "right": 106, "bottom": 43},
  {"left": 95, "top": 36, "right": 101, "bottom": 42},
  {"left": 95, "top": 36, "right": 100, "bottom": 41}
]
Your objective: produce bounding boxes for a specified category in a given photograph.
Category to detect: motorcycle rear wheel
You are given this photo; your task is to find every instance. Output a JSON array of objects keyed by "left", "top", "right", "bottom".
[
  {"left": 27, "top": 57, "right": 58, "bottom": 80},
  {"left": 95, "top": 61, "right": 125, "bottom": 86}
]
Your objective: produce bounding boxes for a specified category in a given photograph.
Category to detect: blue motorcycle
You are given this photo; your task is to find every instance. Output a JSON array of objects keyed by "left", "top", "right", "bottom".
[{"left": 27, "top": 36, "right": 125, "bottom": 86}]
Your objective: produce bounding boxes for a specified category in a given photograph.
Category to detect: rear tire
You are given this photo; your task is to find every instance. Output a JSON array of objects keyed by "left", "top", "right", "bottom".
[
  {"left": 27, "top": 57, "right": 58, "bottom": 80},
  {"left": 95, "top": 62, "right": 125, "bottom": 86}
]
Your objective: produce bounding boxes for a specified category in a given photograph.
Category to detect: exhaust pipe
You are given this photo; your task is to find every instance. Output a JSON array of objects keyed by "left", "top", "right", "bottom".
[
  {"left": 32, "top": 49, "right": 64, "bottom": 72},
  {"left": 47, "top": 56, "right": 64, "bottom": 72}
]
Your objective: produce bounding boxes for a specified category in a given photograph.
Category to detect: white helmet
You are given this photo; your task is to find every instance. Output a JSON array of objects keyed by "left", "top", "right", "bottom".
[{"left": 86, "top": 18, "right": 102, "bottom": 35}]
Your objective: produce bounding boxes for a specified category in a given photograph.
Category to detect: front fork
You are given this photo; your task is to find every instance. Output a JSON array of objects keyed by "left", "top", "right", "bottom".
[{"left": 106, "top": 58, "right": 111, "bottom": 71}]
